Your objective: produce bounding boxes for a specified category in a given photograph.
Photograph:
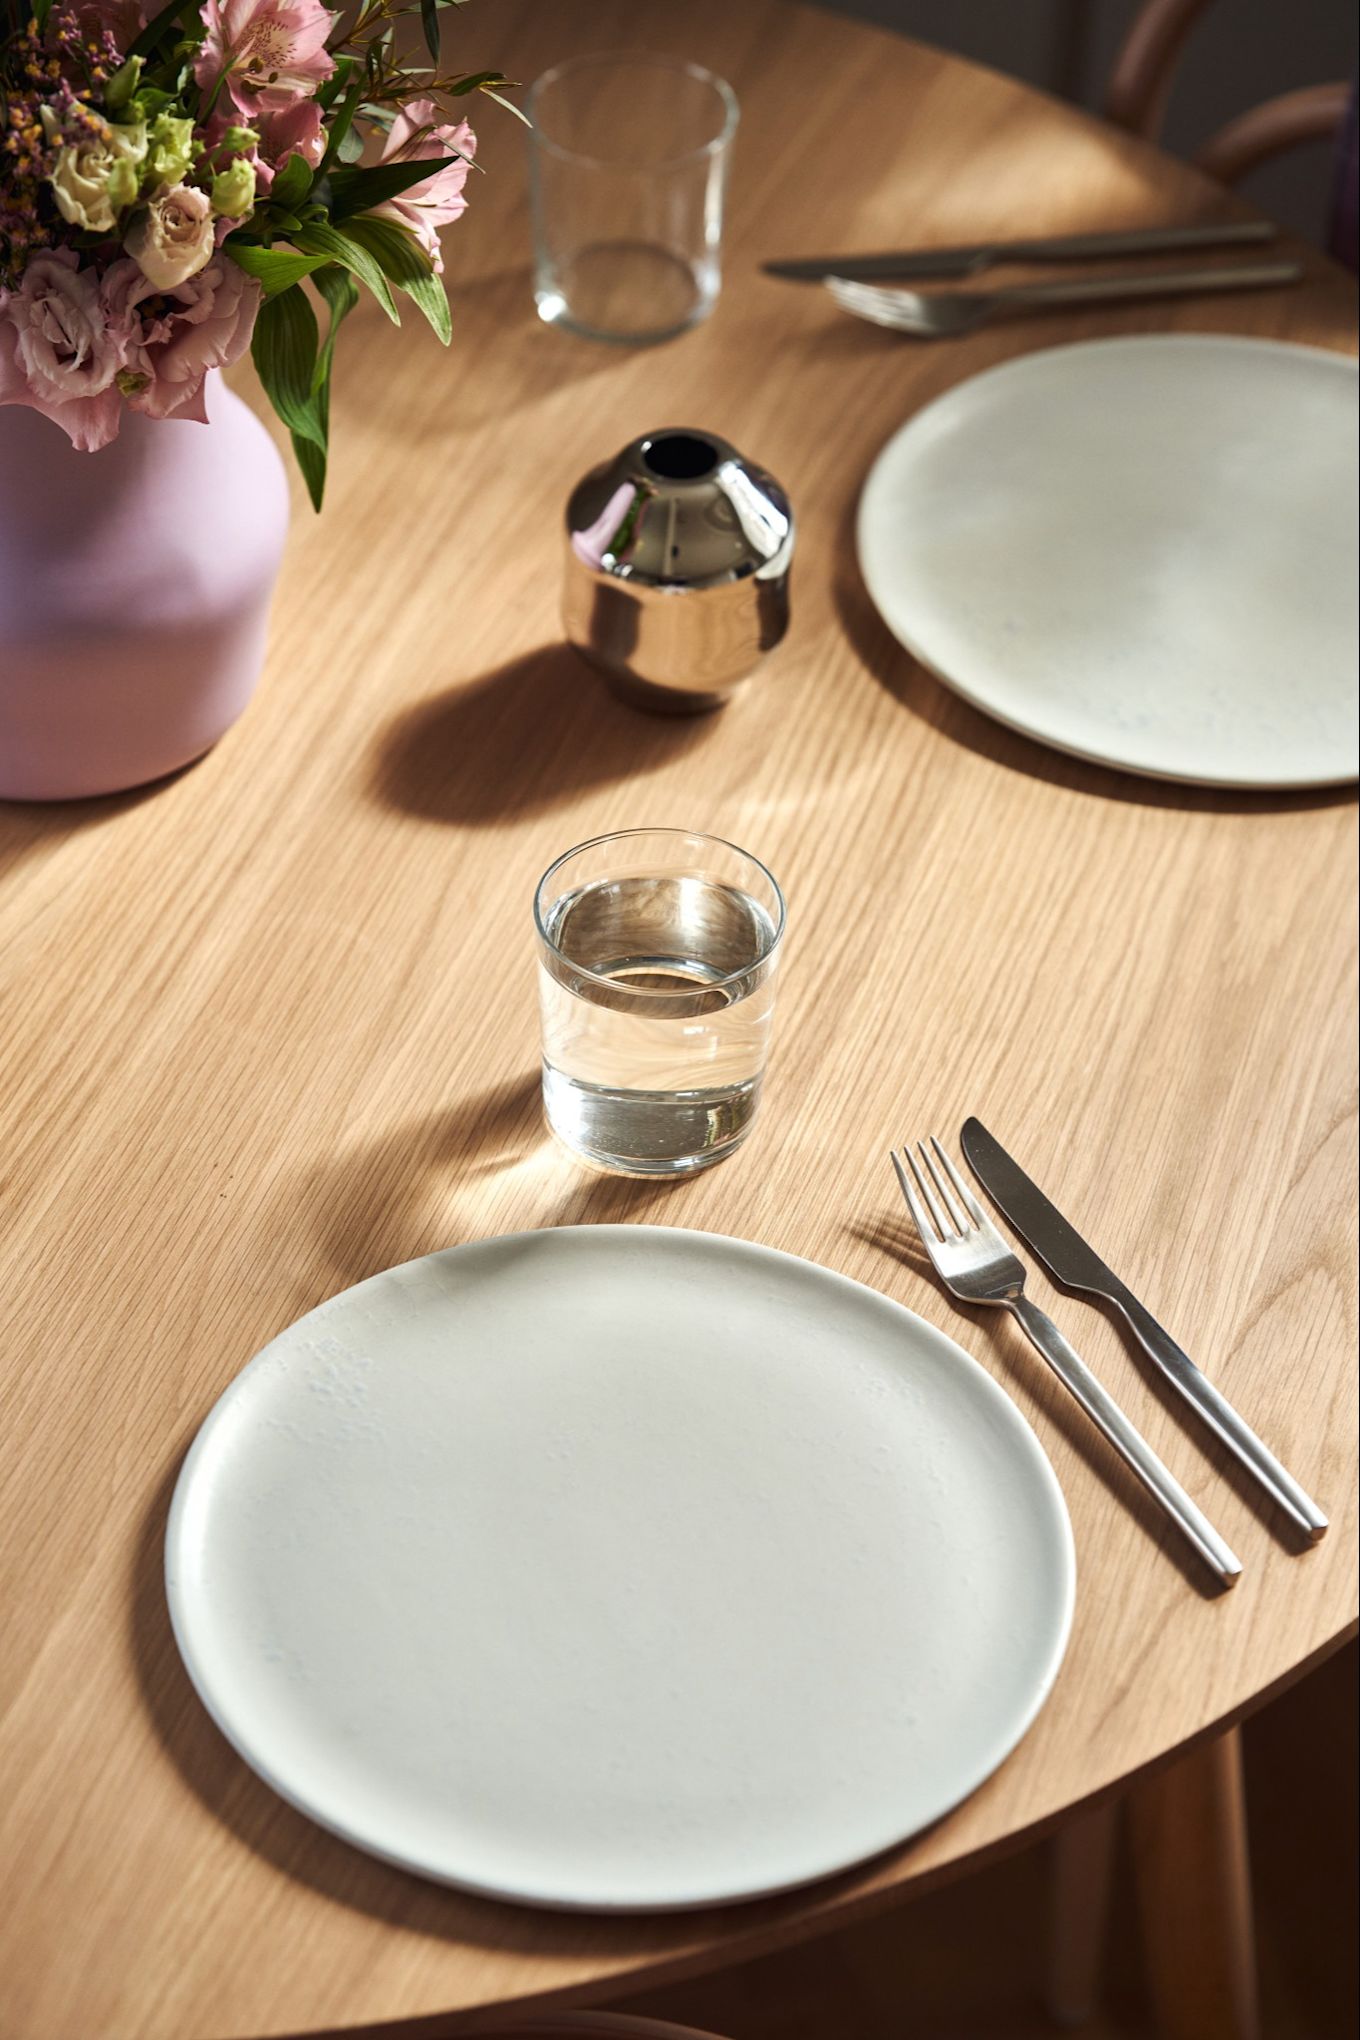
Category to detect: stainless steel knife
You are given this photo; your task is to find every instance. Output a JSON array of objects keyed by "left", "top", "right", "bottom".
[
  {"left": 960, "top": 1117, "right": 1328, "bottom": 1542},
  {"left": 762, "top": 217, "right": 1277, "bottom": 282}
]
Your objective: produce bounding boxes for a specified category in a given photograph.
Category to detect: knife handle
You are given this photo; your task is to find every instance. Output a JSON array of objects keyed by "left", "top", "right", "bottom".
[
  {"left": 1007, "top": 218, "right": 1276, "bottom": 263},
  {"left": 1009, "top": 1295, "right": 1243, "bottom": 1586},
  {"left": 1113, "top": 1294, "right": 1328, "bottom": 1541}
]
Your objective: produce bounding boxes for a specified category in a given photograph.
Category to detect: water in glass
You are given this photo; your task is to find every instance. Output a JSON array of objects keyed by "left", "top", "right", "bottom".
[{"left": 539, "top": 871, "right": 779, "bottom": 1174}]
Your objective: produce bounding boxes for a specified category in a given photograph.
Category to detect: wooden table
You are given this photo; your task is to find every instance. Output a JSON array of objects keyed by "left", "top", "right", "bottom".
[{"left": 1, "top": 2, "right": 1355, "bottom": 2035}]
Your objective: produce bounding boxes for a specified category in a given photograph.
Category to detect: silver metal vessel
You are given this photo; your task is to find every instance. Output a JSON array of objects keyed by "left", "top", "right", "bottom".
[{"left": 564, "top": 428, "right": 794, "bottom": 713}]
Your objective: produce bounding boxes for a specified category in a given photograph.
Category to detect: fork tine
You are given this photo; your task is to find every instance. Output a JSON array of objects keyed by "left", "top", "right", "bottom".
[
  {"left": 918, "top": 1140, "right": 968, "bottom": 1236},
  {"left": 828, "top": 278, "right": 907, "bottom": 327},
  {"left": 890, "top": 1148, "right": 940, "bottom": 1243},
  {"left": 930, "top": 1135, "right": 989, "bottom": 1227},
  {"left": 907, "top": 1142, "right": 957, "bottom": 1239}
]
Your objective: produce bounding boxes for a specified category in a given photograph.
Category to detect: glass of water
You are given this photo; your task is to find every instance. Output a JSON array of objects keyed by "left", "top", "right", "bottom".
[
  {"left": 535, "top": 829, "right": 785, "bottom": 1175},
  {"left": 528, "top": 54, "right": 739, "bottom": 346}
]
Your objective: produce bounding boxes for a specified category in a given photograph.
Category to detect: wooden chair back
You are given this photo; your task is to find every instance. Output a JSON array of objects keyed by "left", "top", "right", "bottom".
[{"left": 1105, "top": 0, "right": 1350, "bottom": 183}]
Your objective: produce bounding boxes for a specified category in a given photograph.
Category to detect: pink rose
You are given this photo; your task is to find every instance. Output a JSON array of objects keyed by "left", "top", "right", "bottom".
[
  {"left": 124, "top": 184, "right": 216, "bottom": 290},
  {"left": 103, "top": 255, "right": 261, "bottom": 422},
  {"left": 0, "top": 251, "right": 122, "bottom": 450},
  {"left": 376, "top": 99, "right": 475, "bottom": 276},
  {"left": 195, "top": 0, "right": 335, "bottom": 116}
]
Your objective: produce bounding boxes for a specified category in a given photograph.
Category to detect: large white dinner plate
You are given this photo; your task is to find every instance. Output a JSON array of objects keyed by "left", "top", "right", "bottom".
[
  {"left": 858, "top": 335, "right": 1359, "bottom": 787},
  {"left": 166, "top": 1226, "right": 1075, "bottom": 1910}
]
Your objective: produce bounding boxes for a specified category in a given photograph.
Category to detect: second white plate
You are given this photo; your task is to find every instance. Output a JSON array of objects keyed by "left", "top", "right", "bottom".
[
  {"left": 166, "top": 1226, "right": 1074, "bottom": 1910},
  {"left": 858, "top": 335, "right": 1359, "bottom": 787}
]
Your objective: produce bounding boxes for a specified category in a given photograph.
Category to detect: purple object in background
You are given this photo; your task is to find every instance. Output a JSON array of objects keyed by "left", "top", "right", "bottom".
[{"left": 0, "top": 375, "right": 289, "bottom": 802}]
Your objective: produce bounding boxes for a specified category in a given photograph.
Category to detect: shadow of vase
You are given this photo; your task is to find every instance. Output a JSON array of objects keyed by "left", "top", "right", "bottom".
[{"left": 369, "top": 645, "right": 717, "bottom": 828}]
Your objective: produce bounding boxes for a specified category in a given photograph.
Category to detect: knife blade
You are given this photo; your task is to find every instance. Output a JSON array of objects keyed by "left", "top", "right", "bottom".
[
  {"left": 960, "top": 1116, "right": 1328, "bottom": 1542},
  {"left": 763, "top": 217, "right": 1277, "bottom": 283}
]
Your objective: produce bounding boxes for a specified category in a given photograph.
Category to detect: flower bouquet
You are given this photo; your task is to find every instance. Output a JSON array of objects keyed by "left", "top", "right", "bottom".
[{"left": 1, "top": 0, "right": 508, "bottom": 505}]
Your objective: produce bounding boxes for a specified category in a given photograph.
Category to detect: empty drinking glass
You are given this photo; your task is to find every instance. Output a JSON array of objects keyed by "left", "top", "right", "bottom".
[
  {"left": 535, "top": 829, "right": 785, "bottom": 1175},
  {"left": 528, "top": 54, "right": 739, "bottom": 345}
]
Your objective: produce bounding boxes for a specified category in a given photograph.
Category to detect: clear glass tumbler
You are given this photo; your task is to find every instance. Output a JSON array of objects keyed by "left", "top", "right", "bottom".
[
  {"left": 528, "top": 53, "right": 739, "bottom": 345},
  {"left": 535, "top": 829, "right": 785, "bottom": 1175}
]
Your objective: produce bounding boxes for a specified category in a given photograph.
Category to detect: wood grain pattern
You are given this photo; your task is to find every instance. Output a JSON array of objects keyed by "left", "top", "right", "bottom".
[{"left": 1, "top": 1, "right": 1355, "bottom": 2034}]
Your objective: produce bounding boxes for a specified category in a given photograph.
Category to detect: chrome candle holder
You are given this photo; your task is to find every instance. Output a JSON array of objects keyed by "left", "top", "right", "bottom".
[{"left": 563, "top": 428, "right": 794, "bottom": 713}]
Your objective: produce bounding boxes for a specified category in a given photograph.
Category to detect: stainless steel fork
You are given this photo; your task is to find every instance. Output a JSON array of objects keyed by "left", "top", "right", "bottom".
[
  {"left": 891, "top": 1137, "right": 1242, "bottom": 1586},
  {"left": 829, "top": 259, "right": 1302, "bottom": 338}
]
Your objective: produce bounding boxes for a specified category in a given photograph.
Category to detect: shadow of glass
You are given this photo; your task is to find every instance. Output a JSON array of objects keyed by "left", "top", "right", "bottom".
[
  {"left": 330, "top": 265, "right": 632, "bottom": 442},
  {"left": 370, "top": 646, "right": 717, "bottom": 829},
  {"left": 281, "top": 1075, "right": 705, "bottom": 1308},
  {"left": 295, "top": 1075, "right": 547, "bottom": 1291}
]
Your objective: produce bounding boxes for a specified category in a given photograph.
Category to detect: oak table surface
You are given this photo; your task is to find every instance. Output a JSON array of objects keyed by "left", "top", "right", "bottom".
[{"left": 1, "top": 1, "right": 1356, "bottom": 2035}]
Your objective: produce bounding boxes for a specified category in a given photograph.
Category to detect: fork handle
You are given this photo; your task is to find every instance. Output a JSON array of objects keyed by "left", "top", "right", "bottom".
[
  {"left": 1009, "top": 1295, "right": 1243, "bottom": 1586},
  {"left": 994, "top": 259, "right": 1302, "bottom": 311}
]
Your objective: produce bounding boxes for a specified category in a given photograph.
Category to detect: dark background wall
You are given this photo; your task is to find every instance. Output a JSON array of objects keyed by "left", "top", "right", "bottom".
[{"left": 814, "top": 0, "right": 1357, "bottom": 241}]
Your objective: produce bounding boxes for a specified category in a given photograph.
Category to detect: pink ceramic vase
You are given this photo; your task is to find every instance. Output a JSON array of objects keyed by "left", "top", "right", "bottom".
[{"left": 0, "top": 376, "right": 290, "bottom": 801}]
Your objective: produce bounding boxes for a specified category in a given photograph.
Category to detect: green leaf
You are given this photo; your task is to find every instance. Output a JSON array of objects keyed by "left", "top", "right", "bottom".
[
  {"left": 316, "top": 71, "right": 365, "bottom": 178},
  {"left": 270, "top": 152, "right": 313, "bottom": 211},
  {"left": 127, "top": 87, "right": 176, "bottom": 120},
  {"left": 286, "top": 429, "right": 326, "bottom": 512},
  {"left": 325, "top": 153, "right": 467, "bottom": 222},
  {"left": 317, "top": 54, "right": 355, "bottom": 113},
  {"left": 419, "top": 0, "right": 440, "bottom": 63},
  {"left": 293, "top": 219, "right": 399, "bottom": 323},
  {"left": 225, "top": 241, "right": 330, "bottom": 295},
  {"left": 477, "top": 85, "right": 531, "bottom": 126},
  {"left": 290, "top": 430, "right": 327, "bottom": 513},
  {"left": 448, "top": 69, "right": 510, "bottom": 95},
  {"left": 126, "top": 0, "right": 198, "bottom": 58},
  {"left": 33, "top": 0, "right": 55, "bottom": 28},
  {"left": 336, "top": 124, "right": 366, "bottom": 165},
  {"left": 310, "top": 264, "right": 360, "bottom": 397},
  {"left": 251, "top": 285, "right": 325, "bottom": 448},
  {"left": 342, "top": 214, "right": 450, "bottom": 343}
]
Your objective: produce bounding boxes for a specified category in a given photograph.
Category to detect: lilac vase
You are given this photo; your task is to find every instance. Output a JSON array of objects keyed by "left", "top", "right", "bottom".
[{"left": 0, "top": 376, "right": 290, "bottom": 801}]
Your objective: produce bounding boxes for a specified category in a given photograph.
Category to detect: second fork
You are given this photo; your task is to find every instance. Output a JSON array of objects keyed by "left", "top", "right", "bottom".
[{"left": 829, "top": 259, "right": 1303, "bottom": 338}]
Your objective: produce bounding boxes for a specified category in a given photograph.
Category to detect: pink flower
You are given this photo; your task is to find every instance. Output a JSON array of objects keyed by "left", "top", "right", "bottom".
[
  {"left": 0, "top": 251, "right": 122, "bottom": 450},
  {"left": 376, "top": 100, "right": 475, "bottom": 275},
  {"left": 124, "top": 184, "right": 216, "bottom": 291},
  {"left": 103, "top": 255, "right": 261, "bottom": 422},
  {"left": 257, "top": 98, "right": 325, "bottom": 172},
  {"left": 570, "top": 482, "right": 639, "bottom": 570},
  {"left": 195, "top": 0, "right": 335, "bottom": 116}
]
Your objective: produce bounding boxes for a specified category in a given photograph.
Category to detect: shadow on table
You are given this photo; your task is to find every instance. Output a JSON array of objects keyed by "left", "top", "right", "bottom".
[
  {"left": 854, "top": 1216, "right": 1239, "bottom": 1599},
  {"left": 832, "top": 500, "right": 1356, "bottom": 819},
  {"left": 370, "top": 646, "right": 715, "bottom": 828},
  {"left": 285, "top": 1074, "right": 698, "bottom": 1296},
  {"left": 291, "top": 1073, "right": 546, "bottom": 1290},
  {"left": 331, "top": 263, "right": 628, "bottom": 442}
]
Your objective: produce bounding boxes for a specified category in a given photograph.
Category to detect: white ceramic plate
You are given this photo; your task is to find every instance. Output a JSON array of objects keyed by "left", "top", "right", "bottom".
[
  {"left": 858, "top": 335, "right": 1359, "bottom": 787},
  {"left": 166, "top": 1226, "right": 1075, "bottom": 1910}
]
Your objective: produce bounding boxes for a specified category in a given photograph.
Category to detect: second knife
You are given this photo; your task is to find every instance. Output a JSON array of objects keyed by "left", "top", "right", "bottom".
[
  {"left": 960, "top": 1117, "right": 1328, "bottom": 1541},
  {"left": 763, "top": 217, "right": 1277, "bottom": 282}
]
